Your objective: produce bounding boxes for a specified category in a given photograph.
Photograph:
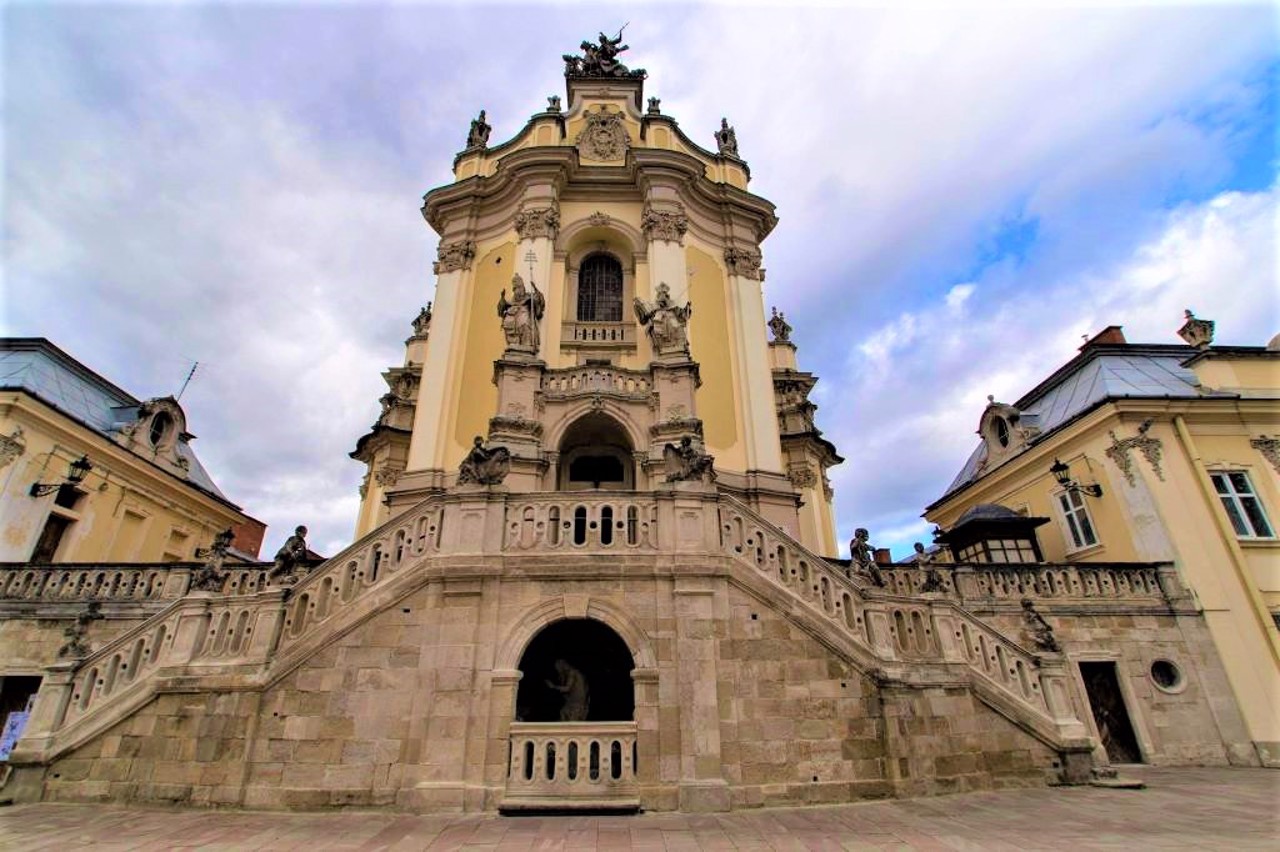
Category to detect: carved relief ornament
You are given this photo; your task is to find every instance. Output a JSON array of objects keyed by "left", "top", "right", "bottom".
[
  {"left": 1105, "top": 419, "right": 1165, "bottom": 487},
  {"left": 587, "top": 211, "right": 612, "bottom": 227},
  {"left": 514, "top": 205, "right": 561, "bottom": 240},
  {"left": 1251, "top": 435, "right": 1280, "bottom": 475},
  {"left": 374, "top": 463, "right": 404, "bottom": 487},
  {"left": 433, "top": 240, "right": 476, "bottom": 275},
  {"left": 0, "top": 427, "right": 25, "bottom": 469},
  {"left": 641, "top": 203, "right": 688, "bottom": 244},
  {"left": 724, "top": 246, "right": 763, "bottom": 281},
  {"left": 577, "top": 109, "right": 630, "bottom": 161},
  {"left": 788, "top": 465, "right": 818, "bottom": 488}
]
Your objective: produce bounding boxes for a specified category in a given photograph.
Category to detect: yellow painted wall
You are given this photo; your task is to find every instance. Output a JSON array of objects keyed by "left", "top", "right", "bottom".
[
  {"left": 0, "top": 399, "right": 251, "bottom": 564},
  {"left": 687, "top": 245, "right": 743, "bottom": 468},
  {"left": 450, "top": 242, "right": 516, "bottom": 455}
]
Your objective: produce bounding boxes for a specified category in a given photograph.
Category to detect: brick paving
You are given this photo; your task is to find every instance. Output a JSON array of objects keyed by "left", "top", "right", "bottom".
[{"left": 0, "top": 766, "right": 1275, "bottom": 850}]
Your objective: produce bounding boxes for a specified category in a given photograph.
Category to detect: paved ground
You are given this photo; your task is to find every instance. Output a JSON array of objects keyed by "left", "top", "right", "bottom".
[{"left": 0, "top": 766, "right": 1275, "bottom": 850}]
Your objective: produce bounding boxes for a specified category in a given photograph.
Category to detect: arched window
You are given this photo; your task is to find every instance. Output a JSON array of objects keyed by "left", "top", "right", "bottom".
[{"left": 577, "top": 254, "right": 623, "bottom": 322}]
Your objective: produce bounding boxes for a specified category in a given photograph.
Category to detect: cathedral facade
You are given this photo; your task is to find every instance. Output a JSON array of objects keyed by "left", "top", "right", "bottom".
[{"left": 0, "top": 40, "right": 1258, "bottom": 813}]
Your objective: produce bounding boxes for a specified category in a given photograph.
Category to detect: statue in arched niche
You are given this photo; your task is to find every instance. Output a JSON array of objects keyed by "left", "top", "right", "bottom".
[{"left": 633, "top": 282, "right": 692, "bottom": 357}]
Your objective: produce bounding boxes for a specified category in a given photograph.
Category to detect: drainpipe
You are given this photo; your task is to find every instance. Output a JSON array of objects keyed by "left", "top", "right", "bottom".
[{"left": 1171, "top": 414, "right": 1280, "bottom": 666}]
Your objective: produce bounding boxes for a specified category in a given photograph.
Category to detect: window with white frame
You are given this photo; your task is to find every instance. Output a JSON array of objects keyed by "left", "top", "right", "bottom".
[
  {"left": 1210, "top": 471, "right": 1274, "bottom": 538},
  {"left": 1057, "top": 489, "right": 1099, "bottom": 550}
]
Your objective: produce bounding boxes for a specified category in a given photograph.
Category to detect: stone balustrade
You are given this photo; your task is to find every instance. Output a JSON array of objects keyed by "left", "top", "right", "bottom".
[
  {"left": 541, "top": 364, "right": 650, "bottom": 399},
  {"left": 879, "top": 562, "right": 1173, "bottom": 606},
  {"left": 716, "top": 497, "right": 1082, "bottom": 743},
  {"left": 504, "top": 495, "right": 658, "bottom": 551},
  {"left": 503, "top": 721, "right": 640, "bottom": 811},
  {"left": 277, "top": 498, "right": 446, "bottom": 651},
  {"left": 0, "top": 563, "right": 276, "bottom": 604}
]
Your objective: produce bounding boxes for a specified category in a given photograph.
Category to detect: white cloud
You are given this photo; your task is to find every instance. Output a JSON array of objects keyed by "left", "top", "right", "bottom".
[{"left": 829, "top": 182, "right": 1278, "bottom": 556}]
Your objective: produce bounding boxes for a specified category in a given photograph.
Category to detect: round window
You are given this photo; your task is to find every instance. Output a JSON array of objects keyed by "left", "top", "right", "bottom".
[{"left": 1150, "top": 659, "right": 1184, "bottom": 693}]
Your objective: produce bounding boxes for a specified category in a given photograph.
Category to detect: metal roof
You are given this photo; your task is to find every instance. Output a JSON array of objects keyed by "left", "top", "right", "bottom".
[
  {"left": 0, "top": 339, "right": 230, "bottom": 501},
  {"left": 941, "top": 346, "right": 1233, "bottom": 498}
]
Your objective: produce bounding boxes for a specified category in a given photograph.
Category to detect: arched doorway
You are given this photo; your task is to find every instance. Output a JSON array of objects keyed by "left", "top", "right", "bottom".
[
  {"left": 515, "top": 618, "right": 635, "bottom": 722},
  {"left": 556, "top": 412, "right": 635, "bottom": 491}
]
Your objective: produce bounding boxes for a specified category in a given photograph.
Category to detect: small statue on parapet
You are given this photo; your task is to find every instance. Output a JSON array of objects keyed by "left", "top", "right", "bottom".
[
  {"left": 191, "top": 528, "right": 234, "bottom": 592},
  {"left": 849, "top": 528, "right": 885, "bottom": 587},
  {"left": 58, "top": 601, "right": 102, "bottom": 659},
  {"left": 767, "top": 307, "right": 792, "bottom": 343},
  {"left": 458, "top": 436, "right": 512, "bottom": 486},
  {"left": 466, "top": 110, "right": 491, "bottom": 149},
  {"left": 663, "top": 435, "right": 715, "bottom": 483},
  {"left": 634, "top": 282, "right": 692, "bottom": 357},
  {"left": 270, "top": 525, "right": 312, "bottom": 585},
  {"left": 411, "top": 302, "right": 433, "bottom": 336},
  {"left": 714, "top": 118, "right": 739, "bottom": 158},
  {"left": 563, "top": 27, "right": 646, "bottom": 79},
  {"left": 1021, "top": 598, "right": 1061, "bottom": 653},
  {"left": 914, "top": 542, "right": 946, "bottom": 593}
]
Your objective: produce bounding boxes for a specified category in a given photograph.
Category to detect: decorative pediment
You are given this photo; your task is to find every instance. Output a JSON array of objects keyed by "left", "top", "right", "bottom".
[{"left": 117, "top": 396, "right": 192, "bottom": 474}]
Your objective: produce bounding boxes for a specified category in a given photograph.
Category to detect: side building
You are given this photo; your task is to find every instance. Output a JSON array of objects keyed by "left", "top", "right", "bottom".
[
  {"left": 925, "top": 319, "right": 1280, "bottom": 767},
  {"left": 0, "top": 338, "right": 266, "bottom": 751}
]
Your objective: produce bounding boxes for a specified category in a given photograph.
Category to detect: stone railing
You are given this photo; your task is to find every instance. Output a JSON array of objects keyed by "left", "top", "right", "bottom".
[
  {"left": 276, "top": 497, "right": 446, "bottom": 653},
  {"left": 504, "top": 495, "right": 658, "bottom": 552},
  {"left": 717, "top": 496, "right": 1087, "bottom": 749},
  {"left": 502, "top": 721, "right": 639, "bottom": 811},
  {"left": 559, "top": 322, "right": 634, "bottom": 349},
  {"left": 879, "top": 562, "right": 1173, "bottom": 607},
  {"left": 541, "top": 364, "right": 649, "bottom": 400},
  {"left": 11, "top": 587, "right": 287, "bottom": 763},
  {"left": 0, "top": 563, "right": 275, "bottom": 604}
]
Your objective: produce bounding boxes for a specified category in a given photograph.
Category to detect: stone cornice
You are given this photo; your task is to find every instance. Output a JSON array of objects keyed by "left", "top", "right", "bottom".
[{"left": 423, "top": 143, "right": 777, "bottom": 244}]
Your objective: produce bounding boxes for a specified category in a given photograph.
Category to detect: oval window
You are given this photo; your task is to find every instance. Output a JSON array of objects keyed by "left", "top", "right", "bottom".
[
  {"left": 1150, "top": 659, "right": 1184, "bottom": 693},
  {"left": 149, "top": 412, "right": 173, "bottom": 447}
]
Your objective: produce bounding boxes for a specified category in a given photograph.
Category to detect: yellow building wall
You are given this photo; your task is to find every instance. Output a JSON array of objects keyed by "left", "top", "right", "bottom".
[
  {"left": 686, "top": 245, "right": 743, "bottom": 468},
  {"left": 0, "top": 400, "right": 248, "bottom": 564},
  {"left": 449, "top": 242, "right": 516, "bottom": 458}
]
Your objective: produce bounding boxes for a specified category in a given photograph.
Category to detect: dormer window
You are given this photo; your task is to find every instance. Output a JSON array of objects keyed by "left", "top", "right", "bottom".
[
  {"left": 149, "top": 412, "right": 173, "bottom": 447},
  {"left": 994, "top": 417, "right": 1010, "bottom": 448}
]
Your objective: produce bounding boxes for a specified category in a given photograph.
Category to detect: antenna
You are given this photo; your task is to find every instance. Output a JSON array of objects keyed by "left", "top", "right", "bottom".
[{"left": 176, "top": 361, "right": 199, "bottom": 402}]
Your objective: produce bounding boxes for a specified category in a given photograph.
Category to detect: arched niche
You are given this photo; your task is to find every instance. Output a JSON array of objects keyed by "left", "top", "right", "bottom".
[
  {"left": 555, "top": 220, "right": 644, "bottom": 360},
  {"left": 515, "top": 618, "right": 635, "bottom": 722},
  {"left": 556, "top": 411, "right": 635, "bottom": 491}
]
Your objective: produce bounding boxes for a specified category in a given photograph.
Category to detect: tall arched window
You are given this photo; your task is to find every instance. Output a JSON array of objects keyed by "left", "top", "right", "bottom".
[{"left": 577, "top": 254, "right": 623, "bottom": 322}]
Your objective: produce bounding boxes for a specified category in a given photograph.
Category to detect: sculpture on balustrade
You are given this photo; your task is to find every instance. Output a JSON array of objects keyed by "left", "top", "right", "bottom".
[
  {"left": 663, "top": 435, "right": 716, "bottom": 484},
  {"left": 545, "top": 658, "right": 589, "bottom": 722},
  {"left": 270, "top": 525, "right": 312, "bottom": 585},
  {"left": 191, "top": 528, "right": 234, "bottom": 592},
  {"left": 914, "top": 542, "right": 946, "bottom": 593},
  {"left": 1021, "top": 598, "right": 1061, "bottom": 653},
  {"left": 457, "top": 436, "right": 512, "bottom": 486},
  {"left": 498, "top": 273, "right": 546, "bottom": 353},
  {"left": 849, "top": 528, "right": 886, "bottom": 587},
  {"left": 634, "top": 282, "right": 692, "bottom": 357},
  {"left": 57, "top": 601, "right": 102, "bottom": 659}
]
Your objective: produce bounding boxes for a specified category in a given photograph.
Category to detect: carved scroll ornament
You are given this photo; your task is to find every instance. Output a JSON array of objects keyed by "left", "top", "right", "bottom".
[
  {"left": 641, "top": 204, "right": 688, "bottom": 244},
  {"left": 1105, "top": 420, "right": 1165, "bottom": 487},
  {"left": 0, "top": 427, "right": 25, "bottom": 469},
  {"left": 1251, "top": 436, "right": 1280, "bottom": 475},
  {"left": 724, "top": 246, "right": 763, "bottom": 281},
  {"left": 514, "top": 205, "right": 561, "bottom": 240},
  {"left": 433, "top": 240, "right": 476, "bottom": 275}
]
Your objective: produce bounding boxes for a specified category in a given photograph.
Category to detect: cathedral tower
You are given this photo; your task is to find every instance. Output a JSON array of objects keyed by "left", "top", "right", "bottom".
[{"left": 352, "top": 36, "right": 840, "bottom": 555}]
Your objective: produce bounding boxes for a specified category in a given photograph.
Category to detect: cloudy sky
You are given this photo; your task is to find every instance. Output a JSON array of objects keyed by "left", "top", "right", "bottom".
[{"left": 5, "top": 2, "right": 1276, "bottom": 559}]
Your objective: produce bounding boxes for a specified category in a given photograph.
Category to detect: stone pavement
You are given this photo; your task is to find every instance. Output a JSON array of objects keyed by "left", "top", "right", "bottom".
[{"left": 0, "top": 766, "right": 1275, "bottom": 850}]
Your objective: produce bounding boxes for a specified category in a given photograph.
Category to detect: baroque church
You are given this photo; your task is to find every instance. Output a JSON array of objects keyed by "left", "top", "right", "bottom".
[{"left": 0, "top": 37, "right": 1265, "bottom": 813}]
